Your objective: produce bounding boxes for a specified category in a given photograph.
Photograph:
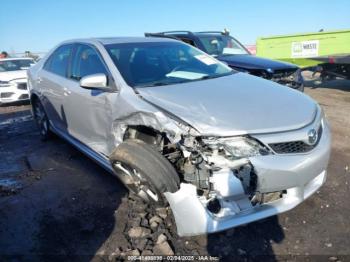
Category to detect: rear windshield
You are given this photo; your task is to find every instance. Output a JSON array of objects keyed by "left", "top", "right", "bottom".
[{"left": 105, "top": 41, "right": 233, "bottom": 88}]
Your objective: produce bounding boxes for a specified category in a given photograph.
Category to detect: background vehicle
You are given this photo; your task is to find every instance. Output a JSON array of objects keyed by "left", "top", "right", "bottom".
[
  {"left": 145, "top": 30, "right": 304, "bottom": 91},
  {"left": 28, "top": 37, "right": 330, "bottom": 236},
  {"left": 0, "top": 58, "right": 35, "bottom": 104},
  {"left": 257, "top": 29, "right": 350, "bottom": 80}
]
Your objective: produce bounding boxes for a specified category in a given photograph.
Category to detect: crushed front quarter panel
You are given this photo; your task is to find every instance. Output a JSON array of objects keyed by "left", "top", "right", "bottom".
[{"left": 106, "top": 87, "right": 198, "bottom": 155}]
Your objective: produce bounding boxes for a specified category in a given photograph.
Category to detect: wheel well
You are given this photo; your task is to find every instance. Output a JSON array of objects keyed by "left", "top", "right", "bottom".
[
  {"left": 123, "top": 125, "right": 168, "bottom": 147},
  {"left": 30, "top": 93, "right": 39, "bottom": 105}
]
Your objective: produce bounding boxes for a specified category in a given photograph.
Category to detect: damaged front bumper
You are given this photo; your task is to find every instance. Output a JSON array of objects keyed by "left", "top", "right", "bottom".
[
  {"left": 165, "top": 119, "right": 331, "bottom": 236},
  {"left": 251, "top": 68, "right": 304, "bottom": 91}
]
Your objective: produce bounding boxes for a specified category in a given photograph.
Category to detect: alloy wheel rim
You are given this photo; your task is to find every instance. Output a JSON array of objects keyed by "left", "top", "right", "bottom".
[
  {"left": 34, "top": 104, "right": 48, "bottom": 135},
  {"left": 113, "top": 161, "right": 159, "bottom": 203}
]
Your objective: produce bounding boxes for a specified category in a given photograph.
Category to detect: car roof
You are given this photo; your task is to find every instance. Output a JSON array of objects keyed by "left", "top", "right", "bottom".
[
  {"left": 194, "top": 32, "right": 226, "bottom": 37},
  {"left": 153, "top": 31, "right": 227, "bottom": 37},
  {"left": 62, "top": 37, "right": 179, "bottom": 46}
]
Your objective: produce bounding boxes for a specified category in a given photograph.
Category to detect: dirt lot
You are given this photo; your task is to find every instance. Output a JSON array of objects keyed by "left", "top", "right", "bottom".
[{"left": 0, "top": 76, "right": 349, "bottom": 261}]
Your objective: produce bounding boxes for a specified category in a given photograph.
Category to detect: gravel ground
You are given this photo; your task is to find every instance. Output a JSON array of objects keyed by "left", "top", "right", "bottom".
[{"left": 0, "top": 75, "right": 349, "bottom": 261}]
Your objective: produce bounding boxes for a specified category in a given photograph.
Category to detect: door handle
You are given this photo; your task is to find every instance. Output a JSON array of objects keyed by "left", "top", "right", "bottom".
[{"left": 36, "top": 77, "right": 42, "bottom": 84}]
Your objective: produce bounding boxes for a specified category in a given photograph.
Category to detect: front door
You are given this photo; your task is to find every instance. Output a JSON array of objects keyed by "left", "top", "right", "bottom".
[{"left": 63, "top": 43, "right": 113, "bottom": 155}]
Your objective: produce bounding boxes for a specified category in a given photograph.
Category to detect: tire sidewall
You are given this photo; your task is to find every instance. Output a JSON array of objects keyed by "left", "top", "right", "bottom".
[
  {"left": 33, "top": 100, "right": 51, "bottom": 141},
  {"left": 112, "top": 160, "right": 167, "bottom": 206},
  {"left": 110, "top": 139, "right": 180, "bottom": 207}
]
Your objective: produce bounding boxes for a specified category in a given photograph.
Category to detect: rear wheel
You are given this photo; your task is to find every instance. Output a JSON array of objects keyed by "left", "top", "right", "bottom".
[
  {"left": 110, "top": 139, "right": 180, "bottom": 206},
  {"left": 32, "top": 100, "right": 52, "bottom": 141}
]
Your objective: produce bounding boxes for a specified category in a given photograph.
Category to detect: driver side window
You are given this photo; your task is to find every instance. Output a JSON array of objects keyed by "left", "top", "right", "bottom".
[{"left": 71, "top": 44, "right": 108, "bottom": 80}]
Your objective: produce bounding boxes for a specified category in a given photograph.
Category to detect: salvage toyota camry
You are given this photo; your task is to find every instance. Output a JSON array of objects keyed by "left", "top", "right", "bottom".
[{"left": 28, "top": 37, "right": 331, "bottom": 236}]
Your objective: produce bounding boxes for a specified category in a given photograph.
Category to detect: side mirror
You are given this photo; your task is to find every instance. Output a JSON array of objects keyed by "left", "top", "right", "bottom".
[{"left": 80, "top": 73, "right": 109, "bottom": 90}]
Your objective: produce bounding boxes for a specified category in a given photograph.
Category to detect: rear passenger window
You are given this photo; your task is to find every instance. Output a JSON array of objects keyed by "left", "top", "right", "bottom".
[
  {"left": 44, "top": 45, "right": 72, "bottom": 77},
  {"left": 71, "top": 44, "right": 108, "bottom": 80}
]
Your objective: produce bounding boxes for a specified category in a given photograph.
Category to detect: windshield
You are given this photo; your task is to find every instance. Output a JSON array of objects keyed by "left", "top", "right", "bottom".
[
  {"left": 0, "top": 59, "right": 35, "bottom": 72},
  {"left": 105, "top": 42, "right": 233, "bottom": 87},
  {"left": 198, "top": 35, "right": 249, "bottom": 56}
]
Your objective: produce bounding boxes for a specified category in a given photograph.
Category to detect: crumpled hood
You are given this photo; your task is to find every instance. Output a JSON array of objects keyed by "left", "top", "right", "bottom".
[
  {"left": 0, "top": 70, "right": 27, "bottom": 82},
  {"left": 136, "top": 73, "right": 317, "bottom": 136},
  {"left": 217, "top": 54, "right": 298, "bottom": 71}
]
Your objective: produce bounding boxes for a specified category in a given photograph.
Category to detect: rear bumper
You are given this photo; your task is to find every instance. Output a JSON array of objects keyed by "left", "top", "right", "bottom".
[{"left": 165, "top": 118, "right": 331, "bottom": 236}]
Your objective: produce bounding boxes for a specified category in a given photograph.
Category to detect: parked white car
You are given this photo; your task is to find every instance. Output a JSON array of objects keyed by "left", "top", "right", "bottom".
[{"left": 0, "top": 58, "right": 35, "bottom": 104}]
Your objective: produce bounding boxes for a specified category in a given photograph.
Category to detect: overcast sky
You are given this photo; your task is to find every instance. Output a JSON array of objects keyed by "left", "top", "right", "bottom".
[{"left": 1, "top": 0, "right": 349, "bottom": 53}]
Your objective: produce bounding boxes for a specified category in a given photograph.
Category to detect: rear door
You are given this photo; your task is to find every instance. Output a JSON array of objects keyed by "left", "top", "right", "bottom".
[
  {"left": 63, "top": 43, "right": 112, "bottom": 154},
  {"left": 38, "top": 44, "right": 74, "bottom": 132}
]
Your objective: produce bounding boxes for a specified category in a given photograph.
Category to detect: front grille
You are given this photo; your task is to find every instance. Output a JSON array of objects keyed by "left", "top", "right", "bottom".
[
  {"left": 1, "top": 92, "right": 14, "bottom": 98},
  {"left": 250, "top": 69, "right": 300, "bottom": 86},
  {"left": 269, "top": 125, "right": 323, "bottom": 154},
  {"left": 272, "top": 69, "right": 297, "bottom": 78},
  {"left": 17, "top": 83, "right": 27, "bottom": 90},
  {"left": 269, "top": 140, "right": 314, "bottom": 154},
  {"left": 271, "top": 69, "right": 298, "bottom": 86}
]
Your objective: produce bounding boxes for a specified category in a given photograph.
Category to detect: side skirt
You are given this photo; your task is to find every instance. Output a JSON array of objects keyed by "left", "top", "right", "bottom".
[{"left": 49, "top": 123, "right": 114, "bottom": 174}]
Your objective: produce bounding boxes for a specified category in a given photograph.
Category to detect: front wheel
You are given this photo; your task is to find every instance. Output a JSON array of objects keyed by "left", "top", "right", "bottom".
[
  {"left": 32, "top": 100, "right": 52, "bottom": 141},
  {"left": 110, "top": 139, "right": 180, "bottom": 206}
]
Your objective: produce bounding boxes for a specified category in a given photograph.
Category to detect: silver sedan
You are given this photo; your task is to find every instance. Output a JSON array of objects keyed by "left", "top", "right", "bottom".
[{"left": 28, "top": 37, "right": 331, "bottom": 236}]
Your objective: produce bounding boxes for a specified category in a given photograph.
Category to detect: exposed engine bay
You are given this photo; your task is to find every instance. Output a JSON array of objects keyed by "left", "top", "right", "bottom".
[{"left": 124, "top": 125, "right": 278, "bottom": 216}]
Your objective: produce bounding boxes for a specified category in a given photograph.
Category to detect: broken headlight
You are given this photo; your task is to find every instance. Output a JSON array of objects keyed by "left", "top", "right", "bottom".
[{"left": 202, "top": 136, "right": 271, "bottom": 159}]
